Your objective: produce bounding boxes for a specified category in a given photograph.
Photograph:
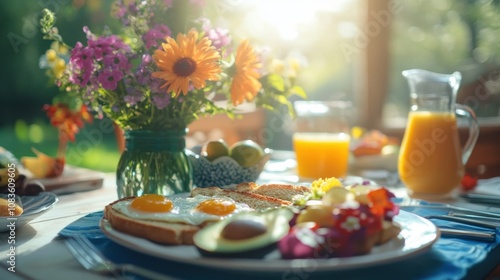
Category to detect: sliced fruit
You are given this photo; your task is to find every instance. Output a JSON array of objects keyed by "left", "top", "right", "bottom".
[
  {"left": 229, "top": 140, "right": 264, "bottom": 167},
  {"left": 0, "top": 197, "right": 23, "bottom": 216},
  {"left": 322, "top": 187, "right": 352, "bottom": 205},
  {"left": 351, "top": 130, "right": 399, "bottom": 157},
  {"left": 296, "top": 205, "right": 335, "bottom": 228},
  {"left": 21, "top": 148, "right": 65, "bottom": 178}
]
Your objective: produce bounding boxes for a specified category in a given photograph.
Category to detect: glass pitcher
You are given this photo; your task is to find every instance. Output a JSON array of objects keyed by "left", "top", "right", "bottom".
[{"left": 398, "top": 69, "right": 479, "bottom": 199}]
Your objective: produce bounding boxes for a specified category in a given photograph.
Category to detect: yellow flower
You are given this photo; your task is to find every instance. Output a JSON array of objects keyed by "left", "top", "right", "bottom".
[
  {"left": 268, "top": 58, "right": 285, "bottom": 75},
  {"left": 288, "top": 58, "right": 301, "bottom": 78},
  {"left": 52, "top": 58, "right": 66, "bottom": 78},
  {"left": 152, "top": 29, "right": 222, "bottom": 96},
  {"left": 311, "top": 177, "right": 343, "bottom": 193},
  {"left": 230, "top": 39, "right": 262, "bottom": 106},
  {"left": 46, "top": 49, "right": 57, "bottom": 62},
  {"left": 50, "top": 41, "right": 68, "bottom": 55}
]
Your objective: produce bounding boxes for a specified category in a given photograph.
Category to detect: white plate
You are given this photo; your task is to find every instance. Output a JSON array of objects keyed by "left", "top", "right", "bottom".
[
  {"left": 0, "top": 192, "right": 58, "bottom": 232},
  {"left": 100, "top": 210, "right": 439, "bottom": 272}
]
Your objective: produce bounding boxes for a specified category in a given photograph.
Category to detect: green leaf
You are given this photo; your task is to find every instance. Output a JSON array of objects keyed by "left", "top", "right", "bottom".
[
  {"left": 290, "top": 86, "right": 307, "bottom": 99},
  {"left": 266, "top": 74, "right": 285, "bottom": 92},
  {"left": 276, "top": 95, "right": 290, "bottom": 105}
]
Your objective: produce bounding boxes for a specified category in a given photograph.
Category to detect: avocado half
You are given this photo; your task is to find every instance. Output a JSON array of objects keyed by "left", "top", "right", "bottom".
[{"left": 193, "top": 207, "right": 294, "bottom": 258}]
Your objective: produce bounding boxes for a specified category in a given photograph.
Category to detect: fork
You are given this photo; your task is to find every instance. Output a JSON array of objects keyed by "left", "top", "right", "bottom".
[{"left": 65, "top": 235, "right": 175, "bottom": 280}]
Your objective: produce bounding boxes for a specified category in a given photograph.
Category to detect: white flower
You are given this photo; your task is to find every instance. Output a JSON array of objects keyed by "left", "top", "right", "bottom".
[{"left": 341, "top": 216, "right": 361, "bottom": 232}]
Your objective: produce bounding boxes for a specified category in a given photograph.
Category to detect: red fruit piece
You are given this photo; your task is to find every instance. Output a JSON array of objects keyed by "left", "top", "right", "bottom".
[{"left": 461, "top": 174, "right": 478, "bottom": 191}]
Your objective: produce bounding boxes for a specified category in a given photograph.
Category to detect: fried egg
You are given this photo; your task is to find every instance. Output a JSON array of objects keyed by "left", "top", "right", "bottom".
[{"left": 113, "top": 194, "right": 252, "bottom": 225}]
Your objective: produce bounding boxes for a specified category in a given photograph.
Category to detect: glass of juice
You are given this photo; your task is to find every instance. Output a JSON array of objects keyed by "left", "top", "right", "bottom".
[{"left": 292, "top": 101, "right": 352, "bottom": 179}]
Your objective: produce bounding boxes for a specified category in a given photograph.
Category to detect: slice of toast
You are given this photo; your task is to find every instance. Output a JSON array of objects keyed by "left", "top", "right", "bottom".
[
  {"left": 377, "top": 221, "right": 401, "bottom": 245},
  {"left": 191, "top": 187, "right": 291, "bottom": 210},
  {"left": 104, "top": 197, "right": 201, "bottom": 245},
  {"left": 236, "top": 182, "right": 311, "bottom": 201}
]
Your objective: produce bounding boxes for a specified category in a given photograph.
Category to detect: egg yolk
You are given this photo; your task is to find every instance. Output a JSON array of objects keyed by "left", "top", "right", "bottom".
[
  {"left": 196, "top": 199, "right": 236, "bottom": 216},
  {"left": 130, "top": 194, "right": 173, "bottom": 213}
]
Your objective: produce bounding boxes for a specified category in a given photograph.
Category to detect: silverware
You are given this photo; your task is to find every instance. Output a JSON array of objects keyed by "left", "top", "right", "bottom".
[
  {"left": 439, "top": 228, "right": 496, "bottom": 242},
  {"left": 426, "top": 215, "right": 499, "bottom": 230},
  {"left": 447, "top": 213, "right": 500, "bottom": 227},
  {"left": 397, "top": 199, "right": 500, "bottom": 219},
  {"left": 397, "top": 199, "right": 498, "bottom": 242},
  {"left": 65, "top": 235, "right": 175, "bottom": 280},
  {"left": 459, "top": 193, "right": 500, "bottom": 206}
]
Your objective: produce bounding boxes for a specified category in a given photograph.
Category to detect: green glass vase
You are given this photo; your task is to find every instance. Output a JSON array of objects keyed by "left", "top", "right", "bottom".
[{"left": 116, "top": 129, "right": 193, "bottom": 198}]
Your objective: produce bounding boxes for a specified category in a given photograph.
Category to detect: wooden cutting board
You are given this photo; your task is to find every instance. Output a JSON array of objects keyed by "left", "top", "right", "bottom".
[{"left": 28, "top": 166, "right": 105, "bottom": 195}]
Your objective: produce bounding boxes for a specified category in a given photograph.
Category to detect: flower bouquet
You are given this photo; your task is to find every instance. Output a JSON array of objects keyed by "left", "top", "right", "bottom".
[{"left": 39, "top": 0, "right": 306, "bottom": 197}]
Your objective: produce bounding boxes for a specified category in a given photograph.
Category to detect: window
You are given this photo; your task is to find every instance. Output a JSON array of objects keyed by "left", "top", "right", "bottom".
[{"left": 383, "top": 0, "right": 500, "bottom": 125}]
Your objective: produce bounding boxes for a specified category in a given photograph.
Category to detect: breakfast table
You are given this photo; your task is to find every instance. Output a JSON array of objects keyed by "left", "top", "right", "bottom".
[{"left": 1, "top": 151, "right": 500, "bottom": 280}]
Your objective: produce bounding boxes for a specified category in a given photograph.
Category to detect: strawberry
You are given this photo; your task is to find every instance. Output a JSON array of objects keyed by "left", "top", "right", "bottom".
[{"left": 461, "top": 174, "right": 478, "bottom": 191}]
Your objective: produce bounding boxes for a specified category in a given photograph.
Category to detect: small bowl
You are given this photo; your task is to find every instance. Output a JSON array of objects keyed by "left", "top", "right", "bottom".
[{"left": 188, "top": 148, "right": 272, "bottom": 188}]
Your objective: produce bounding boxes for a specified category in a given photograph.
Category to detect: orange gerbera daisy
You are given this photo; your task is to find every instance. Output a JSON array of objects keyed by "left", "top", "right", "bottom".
[
  {"left": 152, "top": 29, "right": 222, "bottom": 96},
  {"left": 230, "top": 40, "right": 262, "bottom": 106}
]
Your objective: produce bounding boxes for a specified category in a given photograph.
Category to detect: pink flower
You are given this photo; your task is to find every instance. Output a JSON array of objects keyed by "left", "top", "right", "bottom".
[
  {"left": 205, "top": 28, "right": 231, "bottom": 50},
  {"left": 70, "top": 68, "right": 92, "bottom": 87},
  {"left": 143, "top": 24, "right": 171, "bottom": 49},
  {"left": 70, "top": 42, "right": 94, "bottom": 69},
  {"left": 190, "top": 0, "right": 206, "bottom": 8},
  {"left": 163, "top": 0, "right": 174, "bottom": 8},
  {"left": 202, "top": 19, "right": 231, "bottom": 51},
  {"left": 103, "top": 52, "right": 130, "bottom": 70},
  {"left": 97, "top": 67, "right": 124, "bottom": 90}
]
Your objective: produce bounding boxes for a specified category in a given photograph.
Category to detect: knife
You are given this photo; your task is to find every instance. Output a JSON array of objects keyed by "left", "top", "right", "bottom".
[
  {"left": 426, "top": 215, "right": 499, "bottom": 230},
  {"left": 459, "top": 193, "right": 500, "bottom": 206},
  {"left": 439, "top": 228, "right": 496, "bottom": 242}
]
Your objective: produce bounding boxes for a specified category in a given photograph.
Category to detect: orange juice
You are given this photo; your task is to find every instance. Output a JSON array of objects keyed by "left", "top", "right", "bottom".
[
  {"left": 293, "top": 132, "right": 350, "bottom": 179},
  {"left": 398, "top": 111, "right": 463, "bottom": 196}
]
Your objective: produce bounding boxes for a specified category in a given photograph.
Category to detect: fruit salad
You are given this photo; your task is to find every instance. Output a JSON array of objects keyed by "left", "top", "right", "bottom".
[{"left": 282, "top": 178, "right": 400, "bottom": 259}]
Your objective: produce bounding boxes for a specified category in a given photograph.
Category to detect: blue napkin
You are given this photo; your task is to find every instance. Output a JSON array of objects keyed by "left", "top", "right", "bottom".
[{"left": 58, "top": 208, "right": 500, "bottom": 280}]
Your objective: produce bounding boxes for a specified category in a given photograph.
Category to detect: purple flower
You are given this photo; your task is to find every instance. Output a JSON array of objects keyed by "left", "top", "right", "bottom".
[
  {"left": 163, "top": 0, "right": 174, "bottom": 8},
  {"left": 128, "top": 2, "right": 139, "bottom": 15},
  {"left": 143, "top": 24, "right": 171, "bottom": 49},
  {"left": 202, "top": 19, "right": 231, "bottom": 51},
  {"left": 87, "top": 34, "right": 130, "bottom": 61},
  {"left": 205, "top": 28, "right": 231, "bottom": 50},
  {"left": 83, "top": 26, "right": 94, "bottom": 40},
  {"left": 141, "top": 54, "right": 152, "bottom": 65},
  {"left": 70, "top": 42, "right": 94, "bottom": 69},
  {"left": 73, "top": 69, "right": 92, "bottom": 87},
  {"left": 124, "top": 87, "right": 145, "bottom": 105},
  {"left": 152, "top": 93, "right": 171, "bottom": 109},
  {"left": 84, "top": 86, "right": 97, "bottom": 101},
  {"left": 103, "top": 52, "right": 130, "bottom": 70},
  {"left": 97, "top": 67, "right": 124, "bottom": 90},
  {"left": 135, "top": 54, "right": 158, "bottom": 86},
  {"left": 113, "top": 0, "right": 127, "bottom": 18}
]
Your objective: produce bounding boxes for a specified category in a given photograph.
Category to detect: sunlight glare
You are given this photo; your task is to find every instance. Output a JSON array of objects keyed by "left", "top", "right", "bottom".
[{"left": 250, "top": 0, "right": 349, "bottom": 41}]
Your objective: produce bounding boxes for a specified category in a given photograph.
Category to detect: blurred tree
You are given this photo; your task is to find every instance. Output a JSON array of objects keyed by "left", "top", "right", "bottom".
[{"left": 0, "top": 0, "right": 113, "bottom": 126}]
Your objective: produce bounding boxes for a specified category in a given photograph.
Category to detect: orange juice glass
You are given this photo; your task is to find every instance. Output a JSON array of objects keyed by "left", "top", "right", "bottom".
[
  {"left": 293, "top": 101, "right": 352, "bottom": 180},
  {"left": 293, "top": 132, "right": 350, "bottom": 178}
]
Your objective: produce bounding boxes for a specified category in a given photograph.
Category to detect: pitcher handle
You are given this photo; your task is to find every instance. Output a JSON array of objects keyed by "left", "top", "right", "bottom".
[{"left": 454, "top": 104, "right": 479, "bottom": 165}]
